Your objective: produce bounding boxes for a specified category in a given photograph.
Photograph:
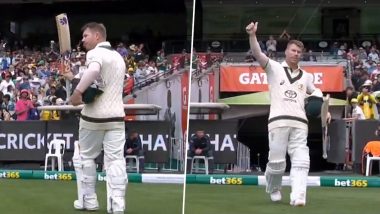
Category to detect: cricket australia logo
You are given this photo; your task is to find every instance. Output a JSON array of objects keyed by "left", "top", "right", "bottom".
[
  {"left": 298, "top": 84, "right": 304, "bottom": 91},
  {"left": 59, "top": 17, "right": 68, "bottom": 25}
]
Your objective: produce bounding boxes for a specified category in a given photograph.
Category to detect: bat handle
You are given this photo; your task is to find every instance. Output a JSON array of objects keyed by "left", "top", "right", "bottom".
[{"left": 65, "top": 79, "right": 70, "bottom": 102}]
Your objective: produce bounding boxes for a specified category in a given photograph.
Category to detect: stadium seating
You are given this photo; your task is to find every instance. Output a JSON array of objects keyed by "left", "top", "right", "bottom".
[
  {"left": 365, "top": 154, "right": 380, "bottom": 176},
  {"left": 191, "top": 156, "right": 209, "bottom": 175},
  {"left": 125, "top": 155, "right": 140, "bottom": 173},
  {"left": 44, "top": 139, "right": 66, "bottom": 171}
]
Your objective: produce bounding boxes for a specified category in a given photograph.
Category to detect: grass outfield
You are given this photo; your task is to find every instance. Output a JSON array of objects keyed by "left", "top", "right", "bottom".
[
  {"left": 0, "top": 179, "right": 183, "bottom": 214},
  {"left": 185, "top": 184, "right": 380, "bottom": 214}
]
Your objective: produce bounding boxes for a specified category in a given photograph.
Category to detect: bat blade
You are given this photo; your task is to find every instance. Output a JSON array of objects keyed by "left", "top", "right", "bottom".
[
  {"left": 321, "top": 94, "right": 330, "bottom": 159},
  {"left": 55, "top": 13, "right": 72, "bottom": 101},
  {"left": 55, "top": 13, "right": 71, "bottom": 54}
]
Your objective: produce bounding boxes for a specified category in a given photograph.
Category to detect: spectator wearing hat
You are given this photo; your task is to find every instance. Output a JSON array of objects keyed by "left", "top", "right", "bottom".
[
  {"left": 351, "top": 98, "right": 365, "bottom": 120},
  {"left": 15, "top": 89, "right": 33, "bottom": 121},
  {"left": 357, "top": 80, "right": 378, "bottom": 119},
  {"left": 0, "top": 72, "right": 15, "bottom": 94}
]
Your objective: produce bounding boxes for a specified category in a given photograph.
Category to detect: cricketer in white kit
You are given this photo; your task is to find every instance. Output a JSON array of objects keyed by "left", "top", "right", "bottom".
[
  {"left": 68, "top": 22, "right": 127, "bottom": 214},
  {"left": 246, "top": 22, "right": 323, "bottom": 207}
]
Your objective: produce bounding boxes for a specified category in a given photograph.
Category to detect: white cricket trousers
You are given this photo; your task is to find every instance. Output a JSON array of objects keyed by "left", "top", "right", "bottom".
[
  {"left": 79, "top": 127, "right": 126, "bottom": 166},
  {"left": 266, "top": 127, "right": 310, "bottom": 197}
]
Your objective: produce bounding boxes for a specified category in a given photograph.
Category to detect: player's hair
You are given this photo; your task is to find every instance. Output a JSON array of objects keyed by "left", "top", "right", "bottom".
[
  {"left": 287, "top": 40, "right": 304, "bottom": 50},
  {"left": 81, "top": 22, "right": 107, "bottom": 39}
]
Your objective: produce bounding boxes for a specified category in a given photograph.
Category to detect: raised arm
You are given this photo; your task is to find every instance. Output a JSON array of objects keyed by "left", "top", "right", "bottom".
[{"left": 246, "top": 22, "right": 269, "bottom": 68}]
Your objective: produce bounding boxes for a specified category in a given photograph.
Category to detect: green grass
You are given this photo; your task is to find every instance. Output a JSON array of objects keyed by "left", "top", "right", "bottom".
[
  {"left": 185, "top": 184, "right": 380, "bottom": 214},
  {"left": 0, "top": 179, "right": 183, "bottom": 214}
]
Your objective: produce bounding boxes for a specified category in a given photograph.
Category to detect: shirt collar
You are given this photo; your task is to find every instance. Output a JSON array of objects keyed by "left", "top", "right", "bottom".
[
  {"left": 281, "top": 60, "right": 301, "bottom": 72},
  {"left": 95, "top": 41, "right": 111, "bottom": 48}
]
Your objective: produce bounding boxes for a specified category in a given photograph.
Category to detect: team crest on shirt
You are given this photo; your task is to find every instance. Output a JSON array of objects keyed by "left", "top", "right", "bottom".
[{"left": 298, "top": 84, "right": 304, "bottom": 91}]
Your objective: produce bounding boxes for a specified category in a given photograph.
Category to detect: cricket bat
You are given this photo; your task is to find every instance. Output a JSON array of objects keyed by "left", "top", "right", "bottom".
[
  {"left": 321, "top": 94, "right": 330, "bottom": 159},
  {"left": 55, "top": 13, "right": 71, "bottom": 100},
  {"left": 55, "top": 13, "right": 71, "bottom": 55}
]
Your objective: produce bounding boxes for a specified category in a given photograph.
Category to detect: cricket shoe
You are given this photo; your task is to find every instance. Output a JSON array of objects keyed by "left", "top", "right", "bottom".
[
  {"left": 74, "top": 194, "right": 99, "bottom": 211},
  {"left": 270, "top": 190, "right": 282, "bottom": 202},
  {"left": 290, "top": 193, "right": 306, "bottom": 207},
  {"left": 107, "top": 197, "right": 126, "bottom": 214}
]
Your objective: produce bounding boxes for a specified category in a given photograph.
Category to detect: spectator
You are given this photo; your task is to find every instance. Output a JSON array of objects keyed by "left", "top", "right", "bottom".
[
  {"left": 342, "top": 86, "right": 358, "bottom": 118},
  {"left": 370, "top": 63, "right": 380, "bottom": 80},
  {"left": 0, "top": 72, "right": 15, "bottom": 94},
  {"left": 147, "top": 60, "right": 158, "bottom": 76},
  {"left": 124, "top": 130, "right": 145, "bottom": 172},
  {"left": 266, "top": 35, "right": 277, "bottom": 59},
  {"left": 2, "top": 94, "right": 15, "bottom": 115},
  {"left": 54, "top": 79, "right": 67, "bottom": 101},
  {"left": 357, "top": 80, "right": 378, "bottom": 119},
  {"left": 50, "top": 96, "right": 61, "bottom": 120},
  {"left": 15, "top": 89, "right": 33, "bottom": 121},
  {"left": 46, "top": 83, "right": 56, "bottom": 97},
  {"left": 364, "top": 59, "right": 377, "bottom": 74},
  {"left": 156, "top": 50, "right": 167, "bottom": 73},
  {"left": 373, "top": 76, "right": 380, "bottom": 91},
  {"left": 368, "top": 47, "right": 379, "bottom": 63},
  {"left": 123, "top": 73, "right": 134, "bottom": 96},
  {"left": 358, "top": 47, "right": 368, "bottom": 61},
  {"left": 330, "top": 42, "right": 339, "bottom": 59},
  {"left": 0, "top": 108, "right": 12, "bottom": 121},
  {"left": 134, "top": 43, "right": 145, "bottom": 62},
  {"left": 350, "top": 98, "right": 366, "bottom": 120},
  {"left": 337, "top": 45, "right": 346, "bottom": 59},
  {"left": 186, "top": 129, "right": 214, "bottom": 174},
  {"left": 134, "top": 61, "right": 147, "bottom": 86},
  {"left": 28, "top": 94, "right": 40, "bottom": 120},
  {"left": 40, "top": 97, "right": 53, "bottom": 121},
  {"left": 116, "top": 42, "right": 128, "bottom": 58},
  {"left": 303, "top": 49, "right": 317, "bottom": 62},
  {"left": 18, "top": 74, "right": 31, "bottom": 91}
]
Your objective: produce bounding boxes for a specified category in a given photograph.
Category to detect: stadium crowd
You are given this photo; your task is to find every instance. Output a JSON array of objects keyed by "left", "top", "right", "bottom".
[{"left": 0, "top": 40, "right": 189, "bottom": 121}]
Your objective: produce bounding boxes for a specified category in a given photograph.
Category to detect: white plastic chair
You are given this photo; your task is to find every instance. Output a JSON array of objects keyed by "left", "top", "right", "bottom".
[
  {"left": 125, "top": 155, "right": 139, "bottom": 173},
  {"left": 365, "top": 154, "right": 380, "bottom": 176},
  {"left": 191, "top": 155, "right": 209, "bottom": 175},
  {"left": 44, "top": 139, "right": 66, "bottom": 171}
]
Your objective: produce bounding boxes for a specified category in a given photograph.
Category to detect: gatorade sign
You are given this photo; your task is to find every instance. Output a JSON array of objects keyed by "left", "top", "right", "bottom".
[{"left": 220, "top": 64, "right": 344, "bottom": 92}]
